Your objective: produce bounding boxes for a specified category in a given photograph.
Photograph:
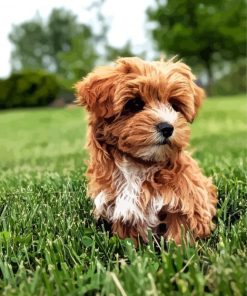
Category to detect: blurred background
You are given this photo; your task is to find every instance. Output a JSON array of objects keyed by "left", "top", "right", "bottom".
[{"left": 0, "top": 0, "right": 246, "bottom": 109}]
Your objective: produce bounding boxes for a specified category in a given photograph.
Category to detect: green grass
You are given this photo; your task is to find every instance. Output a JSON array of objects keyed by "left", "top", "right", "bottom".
[{"left": 0, "top": 95, "right": 246, "bottom": 296}]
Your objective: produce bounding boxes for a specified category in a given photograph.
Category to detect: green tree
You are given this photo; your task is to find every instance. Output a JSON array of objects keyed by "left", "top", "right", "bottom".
[
  {"left": 9, "top": 8, "right": 97, "bottom": 84},
  {"left": 57, "top": 30, "right": 98, "bottom": 88},
  {"left": 147, "top": 0, "right": 246, "bottom": 89},
  {"left": 9, "top": 18, "right": 48, "bottom": 70}
]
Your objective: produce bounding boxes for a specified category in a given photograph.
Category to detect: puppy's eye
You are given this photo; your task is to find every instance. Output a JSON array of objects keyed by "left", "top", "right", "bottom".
[
  {"left": 171, "top": 102, "right": 181, "bottom": 112},
  {"left": 170, "top": 99, "right": 182, "bottom": 112},
  {"left": 122, "top": 96, "right": 145, "bottom": 115}
]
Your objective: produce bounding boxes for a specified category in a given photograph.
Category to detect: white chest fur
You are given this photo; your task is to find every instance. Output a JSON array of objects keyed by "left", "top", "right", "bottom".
[
  {"left": 112, "top": 162, "right": 146, "bottom": 224},
  {"left": 94, "top": 161, "right": 164, "bottom": 227}
]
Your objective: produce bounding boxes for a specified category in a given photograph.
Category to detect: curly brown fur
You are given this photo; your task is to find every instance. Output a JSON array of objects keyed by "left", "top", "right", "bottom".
[{"left": 76, "top": 57, "right": 217, "bottom": 245}]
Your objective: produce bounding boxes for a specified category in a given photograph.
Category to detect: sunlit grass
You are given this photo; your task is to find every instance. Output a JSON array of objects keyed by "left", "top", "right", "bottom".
[{"left": 0, "top": 95, "right": 246, "bottom": 295}]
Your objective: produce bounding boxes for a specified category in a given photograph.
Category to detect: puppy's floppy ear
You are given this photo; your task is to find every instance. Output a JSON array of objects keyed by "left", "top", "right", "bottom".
[
  {"left": 191, "top": 83, "right": 205, "bottom": 122},
  {"left": 162, "top": 59, "right": 205, "bottom": 123},
  {"left": 75, "top": 66, "right": 119, "bottom": 117}
]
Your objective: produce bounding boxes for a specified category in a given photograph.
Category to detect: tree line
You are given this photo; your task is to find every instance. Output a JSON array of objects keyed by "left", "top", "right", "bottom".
[{"left": 1, "top": 0, "right": 246, "bottom": 108}]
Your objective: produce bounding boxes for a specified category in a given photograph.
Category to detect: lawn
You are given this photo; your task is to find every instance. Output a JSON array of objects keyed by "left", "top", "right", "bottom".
[{"left": 0, "top": 95, "right": 246, "bottom": 296}]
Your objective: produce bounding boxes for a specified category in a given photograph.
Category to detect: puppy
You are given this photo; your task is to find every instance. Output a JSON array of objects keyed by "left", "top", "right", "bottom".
[{"left": 76, "top": 57, "right": 217, "bottom": 245}]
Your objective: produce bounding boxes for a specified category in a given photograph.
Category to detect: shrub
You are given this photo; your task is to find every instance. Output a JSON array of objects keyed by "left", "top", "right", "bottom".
[{"left": 0, "top": 70, "right": 59, "bottom": 109}]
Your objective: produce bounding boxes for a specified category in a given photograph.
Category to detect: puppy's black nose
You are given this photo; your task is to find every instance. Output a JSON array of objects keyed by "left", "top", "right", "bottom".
[{"left": 157, "top": 122, "right": 174, "bottom": 138}]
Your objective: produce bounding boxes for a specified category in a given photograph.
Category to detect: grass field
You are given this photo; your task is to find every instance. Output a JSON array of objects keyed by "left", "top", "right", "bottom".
[{"left": 0, "top": 95, "right": 246, "bottom": 296}]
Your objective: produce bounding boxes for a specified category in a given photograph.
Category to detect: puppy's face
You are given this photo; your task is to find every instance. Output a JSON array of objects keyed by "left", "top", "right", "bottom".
[{"left": 76, "top": 57, "right": 204, "bottom": 162}]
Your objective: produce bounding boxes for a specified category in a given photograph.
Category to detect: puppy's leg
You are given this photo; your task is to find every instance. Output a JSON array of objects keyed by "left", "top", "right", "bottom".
[
  {"left": 188, "top": 179, "right": 217, "bottom": 239},
  {"left": 164, "top": 213, "right": 189, "bottom": 244},
  {"left": 112, "top": 221, "right": 148, "bottom": 246},
  {"left": 164, "top": 182, "right": 217, "bottom": 244},
  {"left": 158, "top": 156, "right": 217, "bottom": 243}
]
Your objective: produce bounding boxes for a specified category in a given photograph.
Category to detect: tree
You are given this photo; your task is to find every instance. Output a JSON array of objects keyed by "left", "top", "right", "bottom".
[
  {"left": 147, "top": 0, "right": 246, "bottom": 89},
  {"left": 9, "top": 18, "right": 48, "bottom": 71},
  {"left": 9, "top": 8, "right": 97, "bottom": 84},
  {"left": 57, "top": 30, "right": 98, "bottom": 88}
]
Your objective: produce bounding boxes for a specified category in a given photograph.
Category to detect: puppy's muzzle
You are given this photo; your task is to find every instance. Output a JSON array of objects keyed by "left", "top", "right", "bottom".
[{"left": 156, "top": 122, "right": 174, "bottom": 138}]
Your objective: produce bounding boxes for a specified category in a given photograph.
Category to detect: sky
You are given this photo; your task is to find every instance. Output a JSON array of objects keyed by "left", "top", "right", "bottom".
[{"left": 0, "top": 0, "right": 154, "bottom": 78}]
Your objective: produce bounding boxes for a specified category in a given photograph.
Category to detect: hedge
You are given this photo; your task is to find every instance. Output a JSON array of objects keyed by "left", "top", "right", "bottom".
[{"left": 0, "top": 70, "right": 59, "bottom": 109}]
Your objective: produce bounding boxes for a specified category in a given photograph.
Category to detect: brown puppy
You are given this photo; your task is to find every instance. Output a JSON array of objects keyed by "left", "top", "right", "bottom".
[{"left": 76, "top": 57, "right": 217, "bottom": 245}]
